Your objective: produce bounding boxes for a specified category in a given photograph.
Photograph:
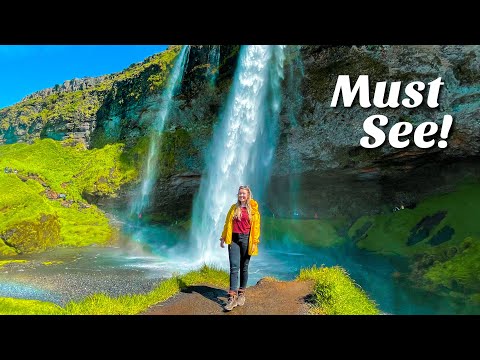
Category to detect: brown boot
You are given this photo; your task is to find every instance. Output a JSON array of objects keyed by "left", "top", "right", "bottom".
[
  {"left": 237, "top": 289, "right": 246, "bottom": 306},
  {"left": 224, "top": 292, "right": 238, "bottom": 311}
]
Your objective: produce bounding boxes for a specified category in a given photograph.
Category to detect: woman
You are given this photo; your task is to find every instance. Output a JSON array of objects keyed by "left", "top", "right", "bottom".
[{"left": 220, "top": 185, "right": 261, "bottom": 311}]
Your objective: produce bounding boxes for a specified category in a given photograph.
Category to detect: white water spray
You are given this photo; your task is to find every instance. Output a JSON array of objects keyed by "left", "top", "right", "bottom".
[{"left": 190, "top": 45, "right": 286, "bottom": 265}]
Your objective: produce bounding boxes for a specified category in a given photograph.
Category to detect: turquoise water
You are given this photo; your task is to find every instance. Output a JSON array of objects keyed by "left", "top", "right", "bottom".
[{"left": 1, "top": 223, "right": 477, "bottom": 314}]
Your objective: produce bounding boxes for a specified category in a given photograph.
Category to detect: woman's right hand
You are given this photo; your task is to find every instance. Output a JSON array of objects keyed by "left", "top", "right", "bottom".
[{"left": 220, "top": 238, "right": 225, "bottom": 248}]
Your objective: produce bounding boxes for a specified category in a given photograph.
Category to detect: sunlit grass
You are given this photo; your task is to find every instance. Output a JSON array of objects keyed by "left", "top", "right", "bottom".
[
  {"left": 0, "top": 298, "right": 64, "bottom": 315},
  {"left": 0, "top": 138, "right": 137, "bottom": 254},
  {"left": 42, "top": 261, "right": 64, "bottom": 266},
  {"left": 0, "top": 265, "right": 229, "bottom": 315},
  {"left": 0, "top": 259, "right": 28, "bottom": 268},
  {"left": 297, "top": 265, "right": 380, "bottom": 315}
]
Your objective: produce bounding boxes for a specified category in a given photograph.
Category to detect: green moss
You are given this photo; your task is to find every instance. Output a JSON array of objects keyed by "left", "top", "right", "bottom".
[
  {"left": 352, "top": 182, "right": 480, "bottom": 256},
  {"left": 2, "top": 213, "right": 61, "bottom": 253},
  {"left": 123, "top": 128, "right": 197, "bottom": 180},
  {"left": 0, "top": 239, "right": 17, "bottom": 256},
  {"left": 42, "top": 260, "right": 64, "bottom": 266},
  {"left": 0, "top": 174, "right": 61, "bottom": 253},
  {"left": 0, "top": 259, "right": 28, "bottom": 268},
  {"left": 0, "top": 89, "right": 102, "bottom": 130},
  {"left": 297, "top": 265, "right": 380, "bottom": 315},
  {"left": 158, "top": 127, "right": 196, "bottom": 177},
  {"left": 263, "top": 216, "right": 346, "bottom": 247},
  {"left": 54, "top": 202, "right": 113, "bottom": 247},
  {"left": 0, "top": 138, "right": 137, "bottom": 201},
  {"left": 0, "top": 138, "right": 137, "bottom": 254},
  {"left": 146, "top": 46, "right": 182, "bottom": 91},
  {"left": 0, "top": 297, "right": 64, "bottom": 315},
  {"left": 424, "top": 236, "right": 480, "bottom": 294}
]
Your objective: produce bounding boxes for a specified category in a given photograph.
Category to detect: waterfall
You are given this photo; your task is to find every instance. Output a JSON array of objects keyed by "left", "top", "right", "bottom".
[
  {"left": 129, "top": 45, "right": 190, "bottom": 218},
  {"left": 206, "top": 45, "right": 220, "bottom": 86},
  {"left": 190, "top": 45, "right": 286, "bottom": 265}
]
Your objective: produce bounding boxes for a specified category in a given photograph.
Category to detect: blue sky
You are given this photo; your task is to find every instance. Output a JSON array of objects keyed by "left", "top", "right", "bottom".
[{"left": 0, "top": 45, "right": 168, "bottom": 109}]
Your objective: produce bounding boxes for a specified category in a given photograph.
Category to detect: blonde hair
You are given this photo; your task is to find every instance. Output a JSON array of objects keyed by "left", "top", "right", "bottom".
[{"left": 233, "top": 185, "right": 252, "bottom": 220}]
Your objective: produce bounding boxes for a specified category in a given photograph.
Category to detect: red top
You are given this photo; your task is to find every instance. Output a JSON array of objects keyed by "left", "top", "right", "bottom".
[{"left": 232, "top": 207, "right": 251, "bottom": 234}]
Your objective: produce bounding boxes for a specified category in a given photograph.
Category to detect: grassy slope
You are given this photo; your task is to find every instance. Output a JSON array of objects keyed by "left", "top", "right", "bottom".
[
  {"left": 0, "top": 265, "right": 379, "bottom": 315},
  {"left": 0, "top": 138, "right": 137, "bottom": 254}
]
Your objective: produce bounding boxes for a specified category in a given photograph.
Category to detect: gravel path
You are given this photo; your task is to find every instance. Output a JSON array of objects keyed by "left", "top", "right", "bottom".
[{"left": 142, "top": 278, "right": 315, "bottom": 315}]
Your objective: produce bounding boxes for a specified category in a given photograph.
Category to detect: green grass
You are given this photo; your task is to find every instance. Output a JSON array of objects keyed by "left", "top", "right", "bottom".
[
  {"left": 0, "top": 138, "right": 137, "bottom": 254},
  {"left": 297, "top": 265, "right": 380, "bottom": 315},
  {"left": 0, "top": 138, "right": 137, "bottom": 201},
  {"left": 0, "top": 265, "right": 375, "bottom": 315},
  {"left": 424, "top": 236, "right": 480, "bottom": 293},
  {"left": 0, "top": 259, "right": 28, "bottom": 268},
  {"left": 263, "top": 216, "right": 346, "bottom": 248},
  {"left": 42, "top": 261, "right": 64, "bottom": 266},
  {"left": 0, "top": 298, "right": 64, "bottom": 315},
  {"left": 351, "top": 182, "right": 480, "bottom": 256}
]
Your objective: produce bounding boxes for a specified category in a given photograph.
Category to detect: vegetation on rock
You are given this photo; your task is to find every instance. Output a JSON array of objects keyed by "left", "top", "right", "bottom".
[
  {"left": 0, "top": 138, "right": 137, "bottom": 254},
  {"left": 0, "top": 46, "right": 182, "bottom": 143}
]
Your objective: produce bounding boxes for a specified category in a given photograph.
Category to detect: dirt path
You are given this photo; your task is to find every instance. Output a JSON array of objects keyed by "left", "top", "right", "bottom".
[{"left": 142, "top": 278, "right": 315, "bottom": 315}]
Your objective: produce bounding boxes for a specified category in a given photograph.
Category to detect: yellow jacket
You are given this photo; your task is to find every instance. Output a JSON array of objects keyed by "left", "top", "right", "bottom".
[{"left": 221, "top": 199, "right": 261, "bottom": 256}]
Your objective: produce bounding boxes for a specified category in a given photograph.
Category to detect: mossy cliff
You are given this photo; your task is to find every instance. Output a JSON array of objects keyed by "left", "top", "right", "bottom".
[
  {"left": 3, "top": 46, "right": 479, "bottom": 222},
  {"left": 0, "top": 138, "right": 137, "bottom": 255},
  {"left": 0, "top": 45, "right": 183, "bottom": 147},
  {"left": 99, "top": 45, "right": 480, "bottom": 223}
]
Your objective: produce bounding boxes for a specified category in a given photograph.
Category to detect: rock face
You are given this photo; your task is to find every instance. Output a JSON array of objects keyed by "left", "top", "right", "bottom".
[
  {"left": 22, "top": 76, "right": 109, "bottom": 101},
  {"left": 2, "top": 45, "right": 480, "bottom": 220}
]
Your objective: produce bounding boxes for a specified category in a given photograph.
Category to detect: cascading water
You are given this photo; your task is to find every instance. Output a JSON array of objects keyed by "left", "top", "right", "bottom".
[
  {"left": 129, "top": 45, "right": 190, "bottom": 218},
  {"left": 206, "top": 45, "right": 220, "bottom": 87},
  {"left": 190, "top": 45, "right": 286, "bottom": 265}
]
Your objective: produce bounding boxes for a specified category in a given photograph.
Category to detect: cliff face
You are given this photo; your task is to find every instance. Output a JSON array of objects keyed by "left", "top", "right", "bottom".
[
  {"left": 0, "top": 46, "right": 181, "bottom": 147},
  {"left": 2, "top": 45, "right": 480, "bottom": 220}
]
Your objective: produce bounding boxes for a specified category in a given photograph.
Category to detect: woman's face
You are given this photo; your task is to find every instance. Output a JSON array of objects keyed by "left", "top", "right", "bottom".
[{"left": 238, "top": 188, "right": 249, "bottom": 203}]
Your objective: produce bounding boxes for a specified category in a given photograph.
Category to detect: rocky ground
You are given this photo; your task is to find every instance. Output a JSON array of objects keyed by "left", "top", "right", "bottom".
[{"left": 142, "top": 277, "right": 315, "bottom": 315}]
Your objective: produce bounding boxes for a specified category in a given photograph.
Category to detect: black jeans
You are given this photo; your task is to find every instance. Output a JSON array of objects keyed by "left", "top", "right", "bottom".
[{"left": 228, "top": 233, "right": 251, "bottom": 292}]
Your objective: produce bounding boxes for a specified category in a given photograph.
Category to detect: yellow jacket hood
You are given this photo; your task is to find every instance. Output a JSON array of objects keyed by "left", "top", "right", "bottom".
[{"left": 249, "top": 199, "right": 259, "bottom": 213}]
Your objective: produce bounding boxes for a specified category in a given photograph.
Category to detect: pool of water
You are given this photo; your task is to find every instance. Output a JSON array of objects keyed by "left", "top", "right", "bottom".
[{"left": 0, "top": 224, "right": 477, "bottom": 314}]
